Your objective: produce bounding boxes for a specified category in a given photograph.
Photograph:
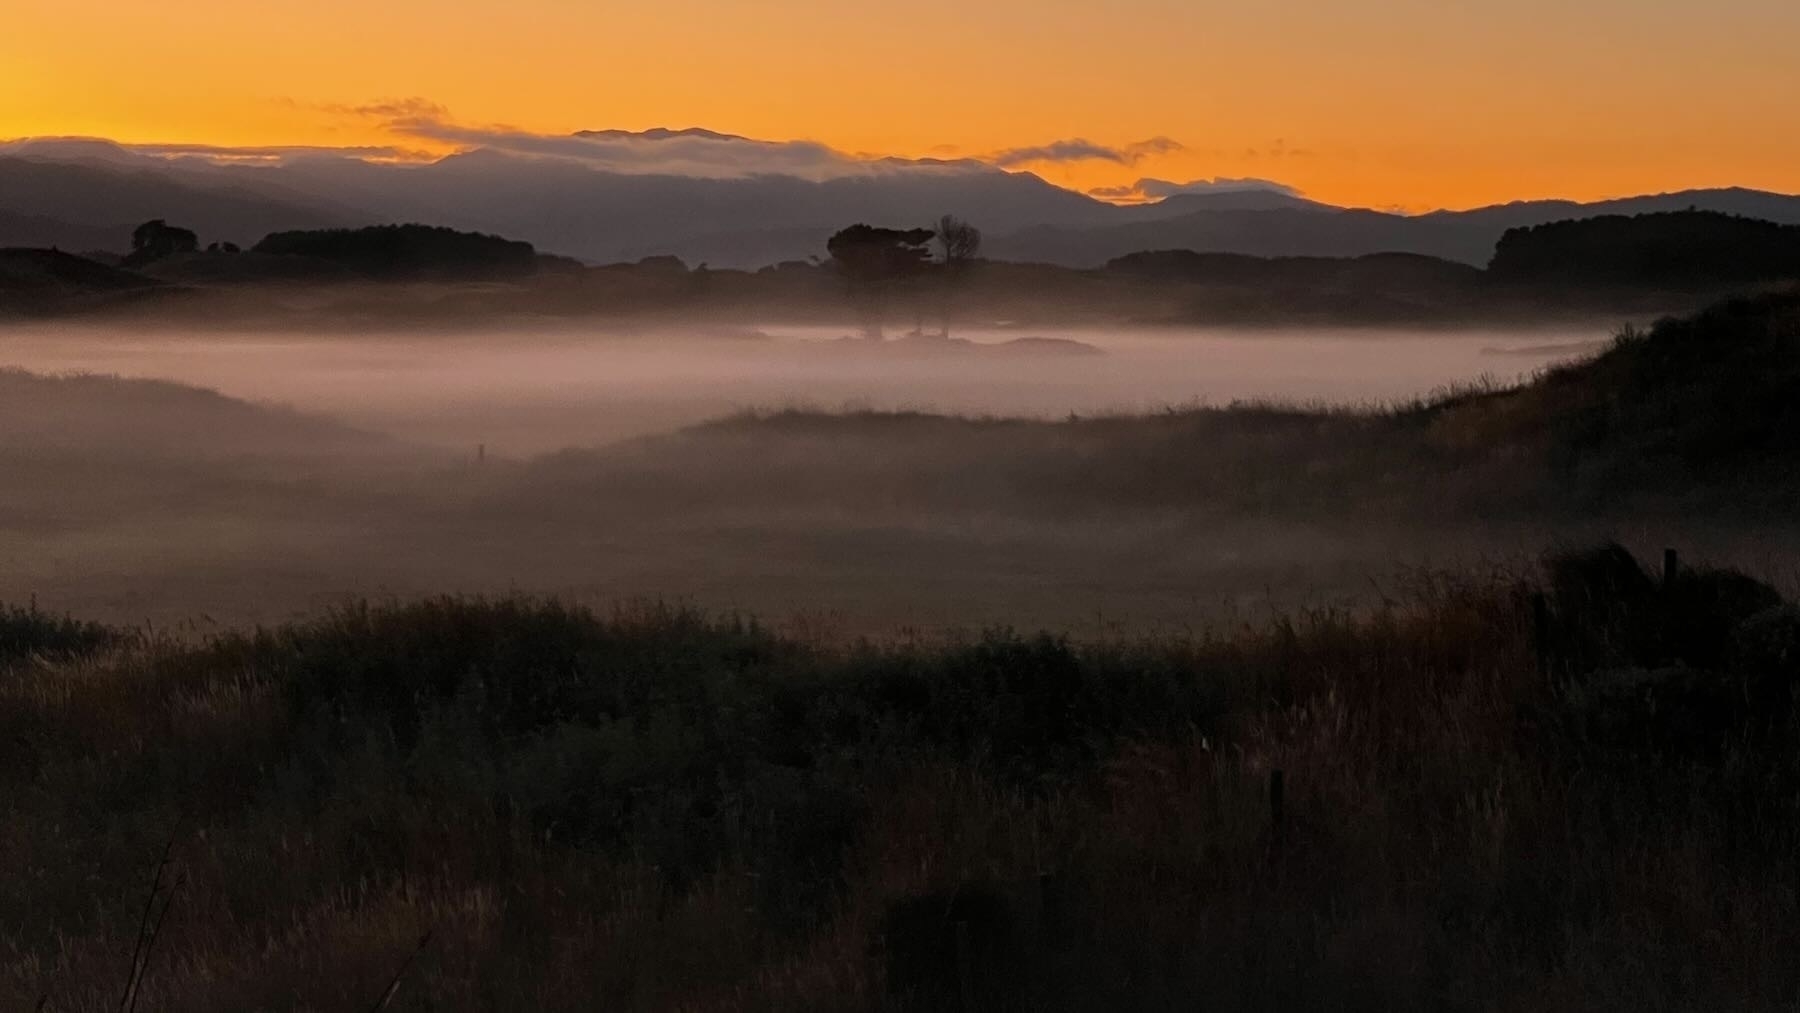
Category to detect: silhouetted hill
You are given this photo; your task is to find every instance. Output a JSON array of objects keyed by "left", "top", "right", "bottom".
[
  {"left": 527, "top": 291, "right": 1800, "bottom": 521},
  {"left": 1095, "top": 250, "right": 1493, "bottom": 322},
  {"left": 1123, "top": 189, "right": 1331, "bottom": 216},
  {"left": 986, "top": 206, "right": 1497, "bottom": 266},
  {"left": 985, "top": 189, "right": 1800, "bottom": 268},
  {"left": 0, "top": 368, "right": 384, "bottom": 460},
  {"left": 0, "top": 211, "right": 132, "bottom": 253},
  {"left": 1106, "top": 249, "right": 1485, "bottom": 289},
  {"left": 0, "top": 247, "right": 170, "bottom": 316},
  {"left": 1428, "top": 290, "right": 1800, "bottom": 497},
  {"left": 251, "top": 224, "right": 541, "bottom": 279},
  {"left": 0, "top": 155, "right": 350, "bottom": 251},
  {"left": 0, "top": 247, "right": 156, "bottom": 292},
  {"left": 1489, "top": 211, "right": 1800, "bottom": 289},
  {"left": 14, "top": 138, "right": 1795, "bottom": 270},
  {"left": 138, "top": 249, "right": 361, "bottom": 284},
  {"left": 1426, "top": 186, "right": 1800, "bottom": 234},
  {"left": 272, "top": 151, "right": 1117, "bottom": 267}
]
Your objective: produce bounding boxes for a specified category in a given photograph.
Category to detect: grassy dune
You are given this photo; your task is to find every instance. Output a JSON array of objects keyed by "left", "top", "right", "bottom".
[
  {"left": 4, "top": 545, "right": 1797, "bottom": 1011},
  {"left": 3, "top": 293, "right": 1799, "bottom": 1009},
  {"left": 525, "top": 290, "right": 1800, "bottom": 525}
]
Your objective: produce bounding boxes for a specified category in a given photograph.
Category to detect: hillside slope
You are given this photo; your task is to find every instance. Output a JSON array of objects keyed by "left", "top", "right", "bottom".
[
  {"left": 0, "top": 248, "right": 168, "bottom": 317},
  {"left": 514, "top": 291, "right": 1800, "bottom": 519},
  {"left": 6, "top": 142, "right": 1799, "bottom": 269},
  {"left": 0, "top": 368, "right": 387, "bottom": 460}
]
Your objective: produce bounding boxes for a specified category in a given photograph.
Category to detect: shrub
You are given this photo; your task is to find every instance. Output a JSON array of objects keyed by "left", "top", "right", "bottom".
[{"left": 0, "top": 601, "right": 117, "bottom": 666}]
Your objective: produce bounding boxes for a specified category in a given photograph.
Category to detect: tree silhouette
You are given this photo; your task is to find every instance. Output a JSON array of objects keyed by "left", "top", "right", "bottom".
[
  {"left": 827, "top": 224, "right": 935, "bottom": 339},
  {"left": 127, "top": 220, "right": 199, "bottom": 266},
  {"left": 252, "top": 224, "right": 539, "bottom": 279},
  {"left": 935, "top": 215, "right": 983, "bottom": 338},
  {"left": 1490, "top": 211, "right": 1800, "bottom": 289}
]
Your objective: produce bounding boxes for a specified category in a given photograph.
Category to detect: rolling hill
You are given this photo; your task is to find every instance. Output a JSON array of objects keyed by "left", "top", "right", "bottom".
[
  {"left": 4, "top": 135, "right": 1798, "bottom": 269},
  {"left": 512, "top": 290, "right": 1800, "bottom": 520}
]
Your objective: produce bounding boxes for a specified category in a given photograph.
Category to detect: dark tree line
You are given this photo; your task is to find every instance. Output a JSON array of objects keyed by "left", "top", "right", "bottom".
[
  {"left": 115, "top": 220, "right": 542, "bottom": 280},
  {"left": 826, "top": 215, "right": 983, "bottom": 339},
  {"left": 125, "top": 219, "right": 198, "bottom": 266},
  {"left": 254, "top": 224, "right": 540, "bottom": 279},
  {"left": 1490, "top": 210, "right": 1800, "bottom": 289}
]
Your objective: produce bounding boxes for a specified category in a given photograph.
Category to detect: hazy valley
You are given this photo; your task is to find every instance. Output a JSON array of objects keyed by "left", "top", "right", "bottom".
[{"left": 6, "top": 64, "right": 1800, "bottom": 1006}]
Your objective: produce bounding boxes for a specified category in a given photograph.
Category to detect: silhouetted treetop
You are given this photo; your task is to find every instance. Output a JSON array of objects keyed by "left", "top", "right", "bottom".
[
  {"left": 1489, "top": 211, "right": 1800, "bottom": 289},
  {"left": 826, "top": 225, "right": 936, "bottom": 284},
  {"left": 826, "top": 224, "right": 936, "bottom": 338},
  {"left": 251, "top": 224, "right": 540, "bottom": 279},
  {"left": 936, "top": 215, "right": 982, "bottom": 269},
  {"left": 126, "top": 219, "right": 199, "bottom": 266}
]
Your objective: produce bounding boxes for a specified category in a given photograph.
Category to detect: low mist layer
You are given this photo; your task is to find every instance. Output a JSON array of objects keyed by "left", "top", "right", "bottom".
[
  {"left": 2, "top": 296, "right": 1796, "bottom": 633},
  {"left": 1, "top": 322, "right": 1598, "bottom": 453}
]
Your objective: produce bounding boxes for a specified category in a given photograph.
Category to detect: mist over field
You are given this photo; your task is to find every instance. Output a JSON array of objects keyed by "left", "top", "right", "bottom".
[
  {"left": 7, "top": 288, "right": 1800, "bottom": 1010},
  {"left": 11, "top": 0, "right": 1800, "bottom": 1003},
  {"left": 7, "top": 314, "right": 1798, "bottom": 641},
  {"left": 4, "top": 321, "right": 1601, "bottom": 452}
]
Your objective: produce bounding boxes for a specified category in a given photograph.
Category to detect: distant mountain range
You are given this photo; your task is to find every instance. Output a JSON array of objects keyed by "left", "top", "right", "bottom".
[{"left": 4, "top": 135, "right": 1799, "bottom": 269}]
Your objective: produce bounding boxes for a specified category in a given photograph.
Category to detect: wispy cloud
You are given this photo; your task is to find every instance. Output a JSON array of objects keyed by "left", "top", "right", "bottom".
[
  {"left": 1242, "top": 138, "right": 1317, "bottom": 160},
  {"left": 317, "top": 97, "right": 452, "bottom": 121},
  {"left": 1124, "top": 137, "right": 1186, "bottom": 160},
  {"left": 133, "top": 141, "right": 430, "bottom": 162},
  {"left": 0, "top": 135, "right": 429, "bottom": 165},
  {"left": 391, "top": 119, "right": 887, "bottom": 180},
  {"left": 1087, "top": 176, "right": 1305, "bottom": 203},
  {"left": 316, "top": 105, "right": 984, "bottom": 180},
  {"left": 987, "top": 136, "right": 1186, "bottom": 169},
  {"left": 10, "top": 99, "right": 1200, "bottom": 187}
]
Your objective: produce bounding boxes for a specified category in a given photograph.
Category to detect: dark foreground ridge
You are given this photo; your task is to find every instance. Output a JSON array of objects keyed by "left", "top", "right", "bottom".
[
  {"left": 5, "top": 209, "right": 1797, "bottom": 328},
  {"left": 5, "top": 142, "right": 1800, "bottom": 269},
  {"left": 4, "top": 544, "right": 1797, "bottom": 1009},
  {"left": 546, "top": 289, "right": 1800, "bottom": 521}
]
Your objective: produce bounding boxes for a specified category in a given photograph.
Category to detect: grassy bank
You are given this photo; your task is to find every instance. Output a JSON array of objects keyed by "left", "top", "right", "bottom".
[
  {"left": 524, "top": 290, "right": 1800, "bottom": 527},
  {"left": 4, "top": 546, "right": 1797, "bottom": 1010}
]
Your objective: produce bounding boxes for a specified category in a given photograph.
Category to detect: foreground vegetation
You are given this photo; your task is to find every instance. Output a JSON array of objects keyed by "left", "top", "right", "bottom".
[
  {"left": 529, "top": 289, "right": 1800, "bottom": 525},
  {"left": 0, "top": 288, "right": 1795, "bottom": 1009},
  {"left": 10, "top": 210, "right": 1794, "bottom": 329},
  {"left": 3, "top": 544, "right": 1797, "bottom": 1011}
]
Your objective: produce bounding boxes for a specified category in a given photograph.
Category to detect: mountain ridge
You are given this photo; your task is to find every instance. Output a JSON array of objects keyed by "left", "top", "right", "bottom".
[{"left": 2, "top": 137, "right": 1797, "bottom": 269}]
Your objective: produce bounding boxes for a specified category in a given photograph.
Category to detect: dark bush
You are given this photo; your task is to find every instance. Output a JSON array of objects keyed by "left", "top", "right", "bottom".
[
  {"left": 0, "top": 601, "right": 117, "bottom": 666},
  {"left": 1490, "top": 211, "right": 1800, "bottom": 289},
  {"left": 1730, "top": 604, "right": 1800, "bottom": 725},
  {"left": 1661, "top": 567, "right": 1785, "bottom": 669},
  {"left": 1543, "top": 543, "right": 1659, "bottom": 671},
  {"left": 252, "top": 224, "right": 540, "bottom": 279},
  {"left": 1562, "top": 666, "right": 1744, "bottom": 757},
  {"left": 881, "top": 880, "right": 1033, "bottom": 1012},
  {"left": 1544, "top": 543, "right": 1784, "bottom": 672}
]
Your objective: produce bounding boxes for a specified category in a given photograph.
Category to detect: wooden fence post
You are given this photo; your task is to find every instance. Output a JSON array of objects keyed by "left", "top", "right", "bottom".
[
  {"left": 1532, "top": 592, "right": 1551, "bottom": 678},
  {"left": 954, "top": 918, "right": 976, "bottom": 1012},
  {"left": 1038, "top": 872, "right": 1061, "bottom": 939},
  {"left": 1269, "top": 768, "right": 1286, "bottom": 840}
]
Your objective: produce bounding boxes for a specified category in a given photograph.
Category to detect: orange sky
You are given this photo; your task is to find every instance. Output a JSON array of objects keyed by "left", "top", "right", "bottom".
[{"left": 4, "top": 0, "right": 1798, "bottom": 210}]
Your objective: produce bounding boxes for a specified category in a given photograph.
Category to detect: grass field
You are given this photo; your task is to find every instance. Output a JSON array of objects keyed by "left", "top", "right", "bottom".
[
  {"left": 4, "top": 292, "right": 1799, "bottom": 1009},
  {"left": 4, "top": 542, "right": 1797, "bottom": 1011}
]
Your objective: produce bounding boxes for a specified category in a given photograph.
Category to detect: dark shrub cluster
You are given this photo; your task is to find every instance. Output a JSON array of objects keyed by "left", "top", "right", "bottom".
[
  {"left": 252, "top": 224, "right": 540, "bottom": 279},
  {"left": 0, "top": 600, "right": 118, "bottom": 665},
  {"left": 1491, "top": 210, "right": 1800, "bottom": 289},
  {"left": 144, "top": 599, "right": 1239, "bottom": 930},
  {"left": 1544, "top": 543, "right": 1798, "bottom": 755},
  {"left": 1560, "top": 292, "right": 1800, "bottom": 471},
  {"left": 6, "top": 563, "right": 1799, "bottom": 1010}
]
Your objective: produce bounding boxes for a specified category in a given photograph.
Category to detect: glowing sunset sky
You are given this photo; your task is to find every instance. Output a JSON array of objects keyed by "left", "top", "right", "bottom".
[{"left": 4, "top": 0, "right": 1797, "bottom": 209}]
